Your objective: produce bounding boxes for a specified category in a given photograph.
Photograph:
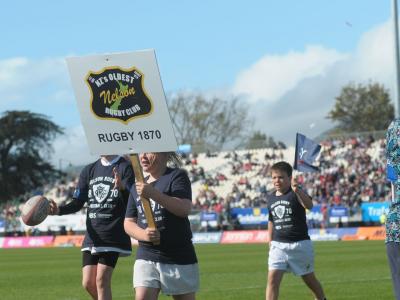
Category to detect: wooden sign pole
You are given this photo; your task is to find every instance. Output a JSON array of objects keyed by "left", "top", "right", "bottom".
[{"left": 129, "top": 153, "right": 159, "bottom": 244}]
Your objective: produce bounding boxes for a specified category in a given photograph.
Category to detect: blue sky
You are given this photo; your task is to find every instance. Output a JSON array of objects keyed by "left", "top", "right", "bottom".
[{"left": 0, "top": 1, "right": 394, "bottom": 165}]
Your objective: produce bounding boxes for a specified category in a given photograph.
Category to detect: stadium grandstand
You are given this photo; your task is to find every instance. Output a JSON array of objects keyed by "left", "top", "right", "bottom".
[{"left": 0, "top": 132, "right": 389, "bottom": 237}]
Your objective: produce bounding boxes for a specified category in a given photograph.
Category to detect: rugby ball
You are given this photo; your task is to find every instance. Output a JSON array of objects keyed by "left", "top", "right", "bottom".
[{"left": 21, "top": 195, "right": 50, "bottom": 226}]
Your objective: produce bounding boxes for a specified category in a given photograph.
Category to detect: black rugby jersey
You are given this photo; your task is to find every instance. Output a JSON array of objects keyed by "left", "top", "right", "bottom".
[
  {"left": 125, "top": 167, "right": 197, "bottom": 265},
  {"left": 59, "top": 157, "right": 134, "bottom": 252},
  {"left": 267, "top": 188, "right": 310, "bottom": 243}
]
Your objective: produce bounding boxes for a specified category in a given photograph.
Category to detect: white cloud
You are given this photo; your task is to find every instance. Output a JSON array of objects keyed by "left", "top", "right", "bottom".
[
  {"left": 0, "top": 57, "right": 29, "bottom": 82},
  {"left": 232, "top": 45, "right": 347, "bottom": 102},
  {"left": 232, "top": 20, "right": 394, "bottom": 145},
  {"left": 51, "top": 125, "right": 98, "bottom": 167},
  {"left": 351, "top": 20, "right": 394, "bottom": 85},
  {"left": 0, "top": 57, "right": 67, "bottom": 90},
  {"left": 0, "top": 56, "right": 72, "bottom": 109}
]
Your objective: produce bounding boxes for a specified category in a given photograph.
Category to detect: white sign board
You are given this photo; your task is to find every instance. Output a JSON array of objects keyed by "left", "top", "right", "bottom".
[{"left": 66, "top": 49, "right": 177, "bottom": 155}]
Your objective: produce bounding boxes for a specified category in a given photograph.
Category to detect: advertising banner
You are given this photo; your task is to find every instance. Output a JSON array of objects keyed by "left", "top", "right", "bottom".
[
  {"left": 20, "top": 214, "right": 86, "bottom": 232},
  {"left": 308, "top": 228, "right": 357, "bottom": 241},
  {"left": 192, "top": 232, "right": 222, "bottom": 244},
  {"left": 361, "top": 202, "right": 389, "bottom": 222},
  {"left": 356, "top": 226, "right": 386, "bottom": 240},
  {"left": 53, "top": 235, "right": 138, "bottom": 247},
  {"left": 221, "top": 230, "right": 269, "bottom": 244},
  {"left": 306, "top": 205, "right": 326, "bottom": 228},
  {"left": 329, "top": 206, "right": 349, "bottom": 217},
  {"left": 231, "top": 208, "right": 269, "bottom": 226},
  {"left": 53, "top": 235, "right": 85, "bottom": 247},
  {"left": 3, "top": 236, "right": 54, "bottom": 248},
  {"left": 201, "top": 212, "right": 218, "bottom": 221},
  {"left": 328, "top": 206, "right": 349, "bottom": 223},
  {"left": 309, "top": 229, "right": 340, "bottom": 241}
]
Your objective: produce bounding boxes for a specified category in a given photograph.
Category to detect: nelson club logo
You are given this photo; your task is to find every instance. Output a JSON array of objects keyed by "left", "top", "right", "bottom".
[
  {"left": 86, "top": 66, "right": 153, "bottom": 123},
  {"left": 93, "top": 183, "right": 110, "bottom": 203},
  {"left": 274, "top": 205, "right": 286, "bottom": 219}
]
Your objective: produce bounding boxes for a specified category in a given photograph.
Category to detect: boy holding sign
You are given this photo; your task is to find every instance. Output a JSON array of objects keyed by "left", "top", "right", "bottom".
[
  {"left": 66, "top": 50, "right": 197, "bottom": 300},
  {"left": 124, "top": 152, "right": 199, "bottom": 299}
]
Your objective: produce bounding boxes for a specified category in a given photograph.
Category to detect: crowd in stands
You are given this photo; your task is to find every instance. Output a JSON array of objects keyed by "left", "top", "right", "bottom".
[
  {"left": 0, "top": 135, "right": 390, "bottom": 235},
  {"left": 187, "top": 135, "right": 389, "bottom": 217}
]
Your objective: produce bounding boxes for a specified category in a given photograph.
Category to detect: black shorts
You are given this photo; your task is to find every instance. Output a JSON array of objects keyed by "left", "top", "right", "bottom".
[{"left": 82, "top": 251, "right": 120, "bottom": 268}]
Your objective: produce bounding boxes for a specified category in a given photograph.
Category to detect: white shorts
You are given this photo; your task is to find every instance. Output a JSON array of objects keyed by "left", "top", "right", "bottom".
[
  {"left": 268, "top": 240, "right": 314, "bottom": 276},
  {"left": 133, "top": 259, "right": 200, "bottom": 295}
]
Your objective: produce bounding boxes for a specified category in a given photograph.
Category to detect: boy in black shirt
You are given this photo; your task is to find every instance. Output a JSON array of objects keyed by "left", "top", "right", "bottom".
[
  {"left": 124, "top": 152, "right": 199, "bottom": 300},
  {"left": 266, "top": 161, "right": 326, "bottom": 300},
  {"left": 49, "top": 155, "right": 134, "bottom": 300}
]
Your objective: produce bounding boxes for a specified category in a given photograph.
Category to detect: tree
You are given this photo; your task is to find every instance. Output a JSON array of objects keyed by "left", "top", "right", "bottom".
[
  {"left": 167, "top": 92, "right": 253, "bottom": 151},
  {"left": 0, "top": 111, "right": 64, "bottom": 202},
  {"left": 327, "top": 81, "right": 394, "bottom": 133},
  {"left": 243, "top": 131, "right": 286, "bottom": 149}
]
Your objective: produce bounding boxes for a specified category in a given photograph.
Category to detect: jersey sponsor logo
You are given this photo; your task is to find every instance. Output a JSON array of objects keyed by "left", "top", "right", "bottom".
[
  {"left": 93, "top": 183, "right": 110, "bottom": 203},
  {"left": 274, "top": 205, "right": 286, "bottom": 219},
  {"left": 86, "top": 66, "right": 153, "bottom": 124}
]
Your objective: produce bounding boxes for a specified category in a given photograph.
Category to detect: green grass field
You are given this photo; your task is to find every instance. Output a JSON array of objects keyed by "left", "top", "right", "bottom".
[{"left": 0, "top": 241, "right": 393, "bottom": 299}]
